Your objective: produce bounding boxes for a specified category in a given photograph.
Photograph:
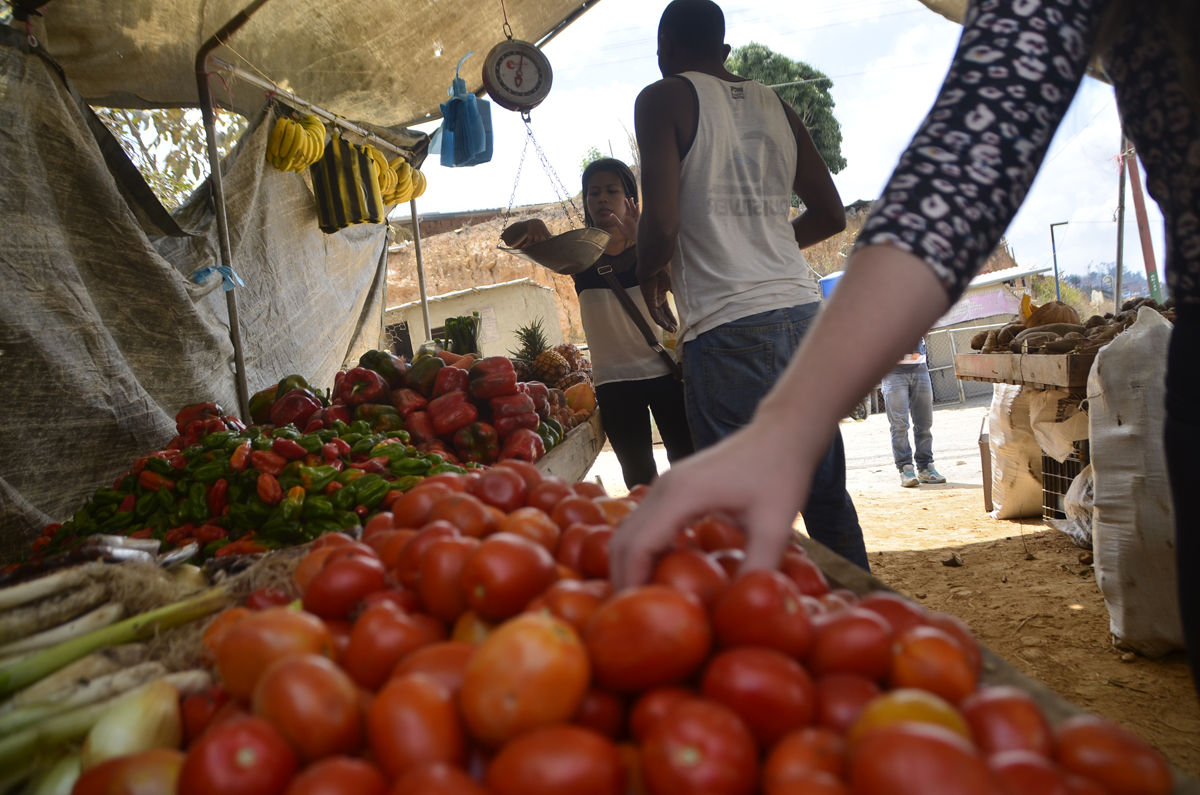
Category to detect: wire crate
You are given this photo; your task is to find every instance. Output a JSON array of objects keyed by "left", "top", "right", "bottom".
[{"left": 1042, "top": 440, "right": 1090, "bottom": 521}]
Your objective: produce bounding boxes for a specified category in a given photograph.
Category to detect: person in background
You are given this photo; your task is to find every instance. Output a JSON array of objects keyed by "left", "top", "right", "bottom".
[
  {"left": 629, "top": 0, "right": 869, "bottom": 570},
  {"left": 501, "top": 159, "right": 694, "bottom": 489},
  {"left": 612, "top": 0, "right": 1200, "bottom": 683},
  {"left": 882, "top": 336, "right": 945, "bottom": 488}
]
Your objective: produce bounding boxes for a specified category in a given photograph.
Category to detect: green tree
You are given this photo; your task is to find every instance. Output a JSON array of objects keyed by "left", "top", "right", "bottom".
[
  {"left": 580, "top": 146, "right": 604, "bottom": 175},
  {"left": 727, "top": 43, "right": 847, "bottom": 175},
  {"left": 92, "top": 107, "right": 247, "bottom": 210}
]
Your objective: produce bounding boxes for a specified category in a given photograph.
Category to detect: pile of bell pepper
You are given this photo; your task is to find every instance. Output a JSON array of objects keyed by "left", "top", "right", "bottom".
[{"left": 29, "top": 349, "right": 594, "bottom": 562}]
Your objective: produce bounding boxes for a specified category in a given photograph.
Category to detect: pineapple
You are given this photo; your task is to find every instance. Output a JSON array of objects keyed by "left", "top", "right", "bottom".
[
  {"left": 553, "top": 343, "right": 585, "bottom": 372},
  {"left": 511, "top": 319, "right": 571, "bottom": 386},
  {"left": 555, "top": 371, "right": 591, "bottom": 390},
  {"left": 511, "top": 357, "right": 532, "bottom": 382}
]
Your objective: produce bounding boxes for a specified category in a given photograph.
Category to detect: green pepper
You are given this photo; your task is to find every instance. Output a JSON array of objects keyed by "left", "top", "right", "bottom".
[
  {"left": 273, "top": 425, "right": 302, "bottom": 441},
  {"left": 202, "top": 539, "right": 231, "bottom": 557},
  {"left": 332, "top": 486, "right": 357, "bottom": 512},
  {"left": 537, "top": 423, "right": 557, "bottom": 451},
  {"left": 251, "top": 435, "right": 274, "bottom": 452},
  {"left": 406, "top": 354, "right": 445, "bottom": 398},
  {"left": 228, "top": 500, "right": 270, "bottom": 531},
  {"left": 336, "top": 470, "right": 365, "bottom": 486},
  {"left": 92, "top": 489, "right": 125, "bottom": 507},
  {"left": 429, "top": 463, "right": 467, "bottom": 476},
  {"left": 249, "top": 385, "right": 279, "bottom": 425},
  {"left": 279, "top": 487, "right": 305, "bottom": 522},
  {"left": 297, "top": 434, "right": 324, "bottom": 454},
  {"left": 339, "top": 433, "right": 363, "bottom": 449},
  {"left": 421, "top": 453, "right": 445, "bottom": 467},
  {"left": 185, "top": 482, "right": 209, "bottom": 523},
  {"left": 315, "top": 429, "right": 337, "bottom": 443},
  {"left": 351, "top": 434, "right": 385, "bottom": 457},
  {"left": 192, "top": 460, "right": 230, "bottom": 485},
  {"left": 333, "top": 511, "right": 362, "bottom": 530},
  {"left": 393, "top": 475, "right": 423, "bottom": 492},
  {"left": 224, "top": 435, "right": 250, "bottom": 455},
  {"left": 304, "top": 519, "right": 342, "bottom": 535},
  {"left": 156, "top": 486, "right": 175, "bottom": 513},
  {"left": 349, "top": 474, "right": 387, "bottom": 508},
  {"left": 348, "top": 420, "right": 372, "bottom": 436},
  {"left": 299, "top": 465, "right": 338, "bottom": 493},
  {"left": 259, "top": 518, "right": 306, "bottom": 545},
  {"left": 243, "top": 426, "right": 263, "bottom": 440},
  {"left": 544, "top": 417, "right": 564, "bottom": 439},
  {"left": 390, "top": 457, "right": 432, "bottom": 477},
  {"left": 144, "top": 457, "right": 174, "bottom": 476},
  {"left": 371, "top": 443, "right": 409, "bottom": 462},
  {"left": 302, "top": 495, "right": 336, "bottom": 521},
  {"left": 99, "top": 509, "right": 135, "bottom": 532},
  {"left": 203, "top": 431, "right": 236, "bottom": 450},
  {"left": 135, "top": 491, "right": 158, "bottom": 520},
  {"left": 331, "top": 419, "right": 351, "bottom": 436},
  {"left": 276, "top": 374, "right": 311, "bottom": 397}
]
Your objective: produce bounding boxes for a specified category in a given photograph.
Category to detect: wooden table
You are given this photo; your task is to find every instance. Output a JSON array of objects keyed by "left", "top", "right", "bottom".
[
  {"left": 534, "top": 409, "right": 605, "bottom": 484},
  {"left": 954, "top": 353, "right": 1095, "bottom": 390}
]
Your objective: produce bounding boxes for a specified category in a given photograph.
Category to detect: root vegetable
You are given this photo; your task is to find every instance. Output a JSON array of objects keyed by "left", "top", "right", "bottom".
[
  {"left": 161, "top": 670, "right": 213, "bottom": 698},
  {"left": 0, "top": 604, "right": 125, "bottom": 659},
  {"left": 80, "top": 679, "right": 182, "bottom": 768},
  {"left": 1042, "top": 339, "right": 1080, "bottom": 354},
  {"left": 980, "top": 331, "right": 999, "bottom": 354},
  {"left": 0, "top": 569, "right": 92, "bottom": 612},
  {"left": 0, "top": 662, "right": 167, "bottom": 736},
  {"left": 997, "top": 323, "right": 1025, "bottom": 346},
  {"left": 970, "top": 331, "right": 989, "bottom": 350},
  {"left": 1026, "top": 300, "right": 1080, "bottom": 327},
  {"left": 1013, "top": 324, "right": 1084, "bottom": 341},
  {"left": 0, "top": 583, "right": 108, "bottom": 646}
]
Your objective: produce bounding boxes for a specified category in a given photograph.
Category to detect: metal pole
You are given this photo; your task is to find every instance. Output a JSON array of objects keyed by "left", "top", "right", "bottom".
[
  {"left": 1049, "top": 222, "right": 1068, "bottom": 302},
  {"left": 195, "top": 0, "right": 272, "bottom": 423},
  {"left": 1123, "top": 142, "right": 1163, "bottom": 301},
  {"left": 1115, "top": 138, "right": 1127, "bottom": 313},
  {"left": 409, "top": 198, "right": 432, "bottom": 343}
]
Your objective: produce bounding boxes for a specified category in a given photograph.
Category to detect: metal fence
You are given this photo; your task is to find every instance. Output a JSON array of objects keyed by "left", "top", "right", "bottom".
[{"left": 925, "top": 322, "right": 1009, "bottom": 405}]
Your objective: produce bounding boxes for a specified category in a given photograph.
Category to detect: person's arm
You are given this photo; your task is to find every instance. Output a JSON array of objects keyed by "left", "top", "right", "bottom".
[
  {"left": 632, "top": 79, "right": 690, "bottom": 282},
  {"left": 780, "top": 101, "right": 846, "bottom": 249}
]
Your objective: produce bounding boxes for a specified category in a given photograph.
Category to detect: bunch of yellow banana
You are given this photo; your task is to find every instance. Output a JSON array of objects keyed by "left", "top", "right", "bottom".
[
  {"left": 267, "top": 114, "right": 326, "bottom": 172},
  {"left": 364, "top": 146, "right": 398, "bottom": 197},
  {"left": 380, "top": 155, "right": 427, "bottom": 204}
]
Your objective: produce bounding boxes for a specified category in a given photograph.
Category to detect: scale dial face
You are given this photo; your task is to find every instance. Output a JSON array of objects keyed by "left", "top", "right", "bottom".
[{"left": 482, "top": 39, "right": 553, "bottom": 112}]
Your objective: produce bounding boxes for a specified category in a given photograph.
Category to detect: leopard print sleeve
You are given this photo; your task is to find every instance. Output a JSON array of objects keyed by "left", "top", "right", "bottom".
[{"left": 853, "top": 0, "right": 1107, "bottom": 303}]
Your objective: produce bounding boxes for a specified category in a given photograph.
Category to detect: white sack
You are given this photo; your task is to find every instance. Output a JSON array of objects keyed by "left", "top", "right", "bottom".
[
  {"left": 988, "top": 384, "right": 1045, "bottom": 520},
  {"left": 1029, "top": 389, "right": 1090, "bottom": 463}
]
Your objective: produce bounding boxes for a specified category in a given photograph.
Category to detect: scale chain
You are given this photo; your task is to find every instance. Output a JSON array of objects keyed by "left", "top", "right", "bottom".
[
  {"left": 523, "top": 115, "right": 585, "bottom": 227},
  {"left": 502, "top": 127, "right": 533, "bottom": 229}
]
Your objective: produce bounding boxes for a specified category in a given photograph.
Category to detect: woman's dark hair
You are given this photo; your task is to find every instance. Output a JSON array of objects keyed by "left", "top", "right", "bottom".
[{"left": 581, "top": 158, "right": 638, "bottom": 228}]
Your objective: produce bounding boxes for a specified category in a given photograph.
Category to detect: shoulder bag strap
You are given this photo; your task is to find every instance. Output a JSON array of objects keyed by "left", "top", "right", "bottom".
[{"left": 596, "top": 262, "right": 683, "bottom": 380}]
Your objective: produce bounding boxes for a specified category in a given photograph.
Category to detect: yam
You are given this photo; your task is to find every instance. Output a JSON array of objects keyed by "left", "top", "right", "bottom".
[
  {"left": 970, "top": 330, "right": 989, "bottom": 350},
  {"left": 1063, "top": 332, "right": 1085, "bottom": 341},
  {"left": 997, "top": 323, "right": 1025, "bottom": 346},
  {"left": 1011, "top": 332, "right": 1059, "bottom": 353},
  {"left": 1043, "top": 339, "right": 1080, "bottom": 354},
  {"left": 980, "top": 330, "right": 999, "bottom": 354},
  {"left": 1013, "top": 324, "right": 1083, "bottom": 342},
  {"left": 1084, "top": 315, "right": 1108, "bottom": 329}
]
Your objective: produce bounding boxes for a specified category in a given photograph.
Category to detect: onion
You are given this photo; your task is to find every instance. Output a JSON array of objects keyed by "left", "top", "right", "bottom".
[{"left": 80, "top": 679, "right": 181, "bottom": 768}]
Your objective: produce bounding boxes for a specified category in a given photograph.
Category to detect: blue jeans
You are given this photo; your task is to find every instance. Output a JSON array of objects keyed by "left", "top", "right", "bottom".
[
  {"left": 681, "top": 303, "right": 869, "bottom": 571},
  {"left": 881, "top": 369, "right": 934, "bottom": 471}
]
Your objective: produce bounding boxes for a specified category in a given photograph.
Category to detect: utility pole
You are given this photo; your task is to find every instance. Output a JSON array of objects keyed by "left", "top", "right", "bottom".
[
  {"left": 1115, "top": 137, "right": 1127, "bottom": 313},
  {"left": 1050, "top": 222, "right": 1069, "bottom": 302},
  {"left": 1123, "top": 140, "right": 1163, "bottom": 301}
]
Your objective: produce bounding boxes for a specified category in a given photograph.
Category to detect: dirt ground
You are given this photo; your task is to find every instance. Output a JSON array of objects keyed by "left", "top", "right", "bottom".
[{"left": 586, "top": 400, "right": 1200, "bottom": 777}]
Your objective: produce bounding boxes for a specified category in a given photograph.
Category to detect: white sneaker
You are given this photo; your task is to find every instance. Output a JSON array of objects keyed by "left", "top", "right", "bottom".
[
  {"left": 900, "top": 467, "right": 919, "bottom": 488},
  {"left": 918, "top": 466, "right": 946, "bottom": 484}
]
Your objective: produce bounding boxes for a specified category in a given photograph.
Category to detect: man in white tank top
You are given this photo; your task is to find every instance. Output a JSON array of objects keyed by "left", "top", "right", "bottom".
[{"left": 631, "top": 0, "right": 869, "bottom": 569}]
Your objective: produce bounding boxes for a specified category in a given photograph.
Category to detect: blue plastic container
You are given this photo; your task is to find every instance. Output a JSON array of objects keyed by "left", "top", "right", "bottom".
[{"left": 818, "top": 271, "right": 844, "bottom": 299}]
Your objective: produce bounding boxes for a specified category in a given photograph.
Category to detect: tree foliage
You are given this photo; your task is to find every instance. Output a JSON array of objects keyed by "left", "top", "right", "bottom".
[
  {"left": 579, "top": 146, "right": 604, "bottom": 175},
  {"left": 92, "top": 107, "right": 248, "bottom": 210},
  {"left": 727, "top": 42, "right": 846, "bottom": 175}
]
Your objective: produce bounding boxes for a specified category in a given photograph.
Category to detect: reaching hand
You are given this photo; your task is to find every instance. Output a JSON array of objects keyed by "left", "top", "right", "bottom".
[
  {"left": 639, "top": 268, "right": 677, "bottom": 333},
  {"left": 613, "top": 197, "right": 641, "bottom": 243},
  {"left": 500, "top": 219, "right": 553, "bottom": 249}
]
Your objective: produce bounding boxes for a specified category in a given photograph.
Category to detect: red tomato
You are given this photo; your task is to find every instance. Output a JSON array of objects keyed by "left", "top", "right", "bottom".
[
  {"left": 927, "top": 611, "right": 983, "bottom": 677},
  {"left": 428, "top": 492, "right": 499, "bottom": 539},
  {"left": 367, "top": 674, "right": 465, "bottom": 780},
  {"left": 551, "top": 496, "right": 607, "bottom": 531},
  {"left": 183, "top": 686, "right": 231, "bottom": 747},
  {"left": 573, "top": 481, "right": 608, "bottom": 500},
  {"left": 394, "top": 521, "right": 461, "bottom": 589},
  {"left": 819, "top": 592, "right": 853, "bottom": 613},
  {"left": 363, "top": 530, "right": 400, "bottom": 556},
  {"left": 808, "top": 607, "right": 893, "bottom": 680},
  {"left": 988, "top": 750, "right": 1072, "bottom": 795},
  {"left": 391, "top": 641, "right": 474, "bottom": 694},
  {"left": 574, "top": 688, "right": 626, "bottom": 739},
  {"left": 379, "top": 530, "right": 418, "bottom": 570},
  {"left": 325, "top": 619, "right": 352, "bottom": 664},
  {"left": 1065, "top": 774, "right": 1111, "bottom": 795},
  {"left": 494, "top": 460, "right": 544, "bottom": 490},
  {"left": 302, "top": 556, "right": 387, "bottom": 620},
  {"left": 251, "top": 654, "right": 362, "bottom": 761},
  {"left": 203, "top": 609, "right": 251, "bottom": 667},
  {"left": 526, "top": 579, "right": 608, "bottom": 634},
  {"left": 486, "top": 725, "right": 625, "bottom": 795},
  {"left": 216, "top": 608, "right": 334, "bottom": 700},
  {"left": 391, "top": 484, "right": 454, "bottom": 529},
  {"left": 419, "top": 536, "right": 480, "bottom": 623},
  {"left": 652, "top": 549, "right": 730, "bottom": 611},
  {"left": 1054, "top": 716, "right": 1172, "bottom": 795},
  {"left": 712, "top": 570, "right": 813, "bottom": 660},
  {"left": 813, "top": 673, "right": 881, "bottom": 734},
  {"left": 556, "top": 523, "right": 599, "bottom": 571},
  {"left": 801, "top": 594, "right": 827, "bottom": 618},
  {"left": 342, "top": 602, "right": 446, "bottom": 690},
  {"left": 500, "top": 507, "right": 562, "bottom": 551},
  {"left": 178, "top": 717, "right": 298, "bottom": 795},
  {"left": 710, "top": 548, "right": 745, "bottom": 578},
  {"left": 312, "top": 533, "right": 357, "bottom": 551},
  {"left": 460, "top": 612, "right": 591, "bottom": 747},
  {"left": 527, "top": 479, "right": 575, "bottom": 514},
  {"left": 460, "top": 532, "right": 558, "bottom": 622},
  {"left": 627, "top": 484, "right": 651, "bottom": 502},
  {"left": 323, "top": 543, "right": 381, "bottom": 564},
  {"left": 283, "top": 757, "right": 386, "bottom": 795},
  {"left": 642, "top": 700, "right": 758, "bottom": 795},
  {"left": 629, "top": 687, "right": 698, "bottom": 743},
  {"left": 960, "top": 686, "right": 1055, "bottom": 757},
  {"left": 246, "top": 588, "right": 294, "bottom": 611},
  {"left": 850, "top": 723, "right": 996, "bottom": 795},
  {"left": 857, "top": 592, "right": 929, "bottom": 636},
  {"left": 360, "top": 587, "right": 420, "bottom": 614},
  {"left": 585, "top": 585, "right": 711, "bottom": 693},
  {"left": 392, "top": 763, "right": 488, "bottom": 795},
  {"left": 362, "top": 512, "right": 396, "bottom": 538},
  {"left": 293, "top": 549, "right": 337, "bottom": 594},
  {"left": 579, "top": 526, "right": 614, "bottom": 579},
  {"left": 767, "top": 772, "right": 850, "bottom": 795},
  {"left": 780, "top": 550, "right": 831, "bottom": 597},
  {"left": 690, "top": 515, "right": 746, "bottom": 552},
  {"left": 889, "top": 625, "right": 977, "bottom": 704},
  {"left": 469, "top": 468, "right": 529, "bottom": 513},
  {"left": 76, "top": 749, "right": 184, "bottom": 795},
  {"left": 421, "top": 473, "right": 472, "bottom": 492},
  {"left": 701, "top": 647, "right": 816, "bottom": 746},
  {"left": 763, "top": 727, "right": 846, "bottom": 794}
]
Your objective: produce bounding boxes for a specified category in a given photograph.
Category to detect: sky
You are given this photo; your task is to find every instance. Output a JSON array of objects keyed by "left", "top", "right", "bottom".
[{"left": 393, "top": 0, "right": 1167, "bottom": 285}]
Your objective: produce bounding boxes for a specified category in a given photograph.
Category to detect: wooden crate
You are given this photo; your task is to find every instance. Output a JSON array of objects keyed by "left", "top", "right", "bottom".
[
  {"left": 534, "top": 409, "right": 605, "bottom": 484},
  {"left": 792, "top": 533, "right": 1200, "bottom": 794},
  {"left": 954, "top": 353, "right": 1095, "bottom": 390}
]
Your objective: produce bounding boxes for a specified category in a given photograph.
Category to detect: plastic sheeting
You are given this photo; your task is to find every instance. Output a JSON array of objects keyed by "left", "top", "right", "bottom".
[
  {"left": 30, "top": 0, "right": 596, "bottom": 128},
  {"left": 0, "top": 36, "right": 389, "bottom": 561}
]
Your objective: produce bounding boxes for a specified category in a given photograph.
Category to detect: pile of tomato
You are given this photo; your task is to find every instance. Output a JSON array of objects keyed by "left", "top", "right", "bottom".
[{"left": 80, "top": 462, "right": 1175, "bottom": 795}]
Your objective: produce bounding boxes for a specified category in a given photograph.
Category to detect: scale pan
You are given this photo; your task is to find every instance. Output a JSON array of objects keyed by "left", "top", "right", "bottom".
[{"left": 498, "top": 228, "right": 611, "bottom": 275}]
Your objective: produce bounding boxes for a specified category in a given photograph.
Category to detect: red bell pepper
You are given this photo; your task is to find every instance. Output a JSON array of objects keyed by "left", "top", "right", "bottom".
[
  {"left": 183, "top": 416, "right": 227, "bottom": 446},
  {"left": 257, "top": 473, "right": 283, "bottom": 505},
  {"left": 359, "top": 350, "right": 409, "bottom": 388},
  {"left": 390, "top": 388, "right": 429, "bottom": 418},
  {"left": 230, "top": 441, "right": 252, "bottom": 471},
  {"left": 303, "top": 405, "right": 353, "bottom": 433},
  {"left": 498, "top": 428, "right": 545, "bottom": 463},
  {"left": 416, "top": 441, "right": 460, "bottom": 465},
  {"left": 495, "top": 412, "right": 540, "bottom": 438},
  {"left": 335, "top": 367, "right": 390, "bottom": 407},
  {"left": 428, "top": 391, "right": 479, "bottom": 437},
  {"left": 250, "top": 450, "right": 287, "bottom": 476},
  {"left": 272, "top": 438, "right": 308, "bottom": 460},
  {"left": 354, "top": 404, "right": 405, "bottom": 434},
  {"left": 139, "top": 471, "right": 175, "bottom": 491},
  {"left": 208, "top": 479, "right": 229, "bottom": 518},
  {"left": 432, "top": 367, "right": 470, "bottom": 400},
  {"left": 270, "top": 388, "right": 323, "bottom": 429},
  {"left": 523, "top": 382, "right": 551, "bottom": 419},
  {"left": 404, "top": 411, "right": 437, "bottom": 445},
  {"left": 322, "top": 438, "right": 351, "bottom": 461},
  {"left": 468, "top": 357, "right": 519, "bottom": 400},
  {"left": 175, "top": 403, "right": 222, "bottom": 435},
  {"left": 453, "top": 422, "right": 500, "bottom": 465},
  {"left": 491, "top": 393, "right": 538, "bottom": 438},
  {"left": 221, "top": 415, "right": 246, "bottom": 432}
]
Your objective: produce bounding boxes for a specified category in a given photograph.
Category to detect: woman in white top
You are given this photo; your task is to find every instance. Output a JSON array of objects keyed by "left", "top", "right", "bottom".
[{"left": 504, "top": 159, "right": 693, "bottom": 488}]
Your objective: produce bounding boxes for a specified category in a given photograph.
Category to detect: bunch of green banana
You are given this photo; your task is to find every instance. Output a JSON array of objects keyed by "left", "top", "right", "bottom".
[{"left": 266, "top": 114, "right": 326, "bottom": 173}]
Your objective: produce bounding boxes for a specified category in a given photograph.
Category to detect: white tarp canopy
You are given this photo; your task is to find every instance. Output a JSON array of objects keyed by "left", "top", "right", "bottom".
[{"left": 31, "top": 0, "right": 596, "bottom": 127}]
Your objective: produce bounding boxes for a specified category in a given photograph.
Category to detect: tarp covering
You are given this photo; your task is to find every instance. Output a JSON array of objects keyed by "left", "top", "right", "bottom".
[
  {"left": 31, "top": 0, "right": 595, "bottom": 127},
  {"left": 0, "top": 35, "right": 389, "bottom": 560},
  {"left": 915, "top": 0, "right": 967, "bottom": 24}
]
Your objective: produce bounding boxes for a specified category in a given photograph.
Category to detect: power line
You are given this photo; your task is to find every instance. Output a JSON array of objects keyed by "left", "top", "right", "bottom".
[{"left": 1042, "top": 97, "right": 1115, "bottom": 166}]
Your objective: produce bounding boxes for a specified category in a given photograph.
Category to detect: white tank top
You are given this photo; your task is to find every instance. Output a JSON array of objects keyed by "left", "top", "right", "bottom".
[{"left": 670, "top": 72, "right": 821, "bottom": 344}]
